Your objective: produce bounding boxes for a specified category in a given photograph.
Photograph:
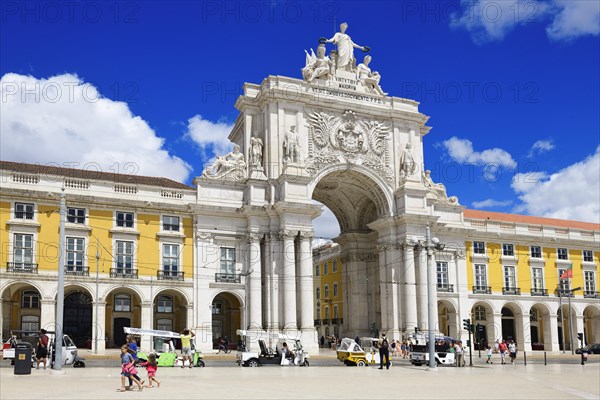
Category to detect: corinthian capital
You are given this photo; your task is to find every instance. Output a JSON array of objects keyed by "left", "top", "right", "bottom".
[
  {"left": 279, "top": 230, "right": 297, "bottom": 239},
  {"left": 299, "top": 231, "right": 313, "bottom": 240},
  {"left": 246, "top": 232, "right": 261, "bottom": 243}
]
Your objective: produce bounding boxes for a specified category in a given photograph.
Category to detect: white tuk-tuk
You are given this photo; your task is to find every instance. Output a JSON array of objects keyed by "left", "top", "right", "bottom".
[
  {"left": 235, "top": 329, "right": 309, "bottom": 367},
  {"left": 123, "top": 327, "right": 205, "bottom": 367}
]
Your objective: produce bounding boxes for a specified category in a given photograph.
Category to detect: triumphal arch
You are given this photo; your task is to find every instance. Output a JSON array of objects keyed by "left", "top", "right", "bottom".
[{"left": 193, "top": 24, "right": 468, "bottom": 350}]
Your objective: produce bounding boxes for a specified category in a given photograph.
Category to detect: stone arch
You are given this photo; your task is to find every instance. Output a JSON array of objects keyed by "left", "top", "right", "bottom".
[
  {"left": 51, "top": 283, "right": 96, "bottom": 302},
  {"left": 104, "top": 286, "right": 144, "bottom": 348},
  {"left": 1, "top": 280, "right": 45, "bottom": 338},
  {"left": 583, "top": 305, "right": 600, "bottom": 344},
  {"left": 102, "top": 284, "right": 146, "bottom": 304},
  {"left": 501, "top": 302, "right": 524, "bottom": 346},
  {"left": 528, "top": 302, "right": 553, "bottom": 351},
  {"left": 470, "top": 300, "right": 496, "bottom": 347},
  {"left": 152, "top": 288, "right": 190, "bottom": 333},
  {"left": 556, "top": 303, "right": 579, "bottom": 351},
  {"left": 210, "top": 290, "right": 243, "bottom": 350},
  {"left": 438, "top": 299, "right": 458, "bottom": 337},
  {"left": 1, "top": 279, "right": 46, "bottom": 299},
  {"left": 62, "top": 287, "right": 93, "bottom": 348}
]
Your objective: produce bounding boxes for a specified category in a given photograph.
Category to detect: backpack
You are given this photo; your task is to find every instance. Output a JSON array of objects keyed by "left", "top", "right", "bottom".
[{"left": 382, "top": 339, "right": 389, "bottom": 349}]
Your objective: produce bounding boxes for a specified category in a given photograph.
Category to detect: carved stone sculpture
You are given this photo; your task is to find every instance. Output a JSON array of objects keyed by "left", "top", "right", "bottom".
[
  {"left": 202, "top": 144, "right": 247, "bottom": 181},
  {"left": 302, "top": 43, "right": 332, "bottom": 82},
  {"left": 322, "top": 22, "right": 368, "bottom": 72},
  {"left": 283, "top": 126, "right": 301, "bottom": 164},
  {"left": 250, "top": 136, "right": 263, "bottom": 168},
  {"left": 356, "top": 55, "right": 385, "bottom": 96},
  {"left": 422, "top": 169, "right": 459, "bottom": 205},
  {"left": 399, "top": 143, "right": 417, "bottom": 181}
]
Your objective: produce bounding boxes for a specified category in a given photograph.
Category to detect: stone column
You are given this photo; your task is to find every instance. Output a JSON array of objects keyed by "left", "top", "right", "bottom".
[
  {"left": 492, "top": 313, "right": 503, "bottom": 343},
  {"left": 263, "top": 234, "right": 272, "bottom": 330},
  {"left": 281, "top": 230, "right": 297, "bottom": 329},
  {"left": 377, "top": 244, "right": 389, "bottom": 333},
  {"left": 141, "top": 302, "right": 153, "bottom": 350},
  {"left": 546, "top": 313, "right": 560, "bottom": 351},
  {"left": 387, "top": 243, "right": 401, "bottom": 339},
  {"left": 92, "top": 301, "right": 107, "bottom": 353},
  {"left": 298, "top": 231, "right": 314, "bottom": 330},
  {"left": 269, "top": 233, "right": 281, "bottom": 330},
  {"left": 575, "top": 314, "right": 585, "bottom": 348},
  {"left": 403, "top": 244, "right": 418, "bottom": 332},
  {"left": 415, "top": 245, "right": 427, "bottom": 331},
  {"left": 40, "top": 298, "right": 56, "bottom": 331},
  {"left": 247, "top": 233, "right": 263, "bottom": 329},
  {"left": 521, "top": 313, "right": 532, "bottom": 352}
]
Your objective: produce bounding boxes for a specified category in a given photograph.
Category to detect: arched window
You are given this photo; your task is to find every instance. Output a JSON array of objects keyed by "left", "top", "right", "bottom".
[
  {"left": 157, "top": 295, "right": 173, "bottom": 313},
  {"left": 22, "top": 290, "right": 39, "bottom": 308},
  {"left": 114, "top": 293, "right": 131, "bottom": 312},
  {"left": 474, "top": 305, "right": 486, "bottom": 321}
]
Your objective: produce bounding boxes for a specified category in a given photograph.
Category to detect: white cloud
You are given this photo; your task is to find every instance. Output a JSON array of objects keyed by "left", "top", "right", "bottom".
[
  {"left": 528, "top": 139, "right": 555, "bottom": 157},
  {"left": 546, "top": 0, "right": 600, "bottom": 40},
  {"left": 511, "top": 147, "right": 600, "bottom": 222},
  {"left": 0, "top": 73, "right": 191, "bottom": 182},
  {"left": 472, "top": 199, "right": 514, "bottom": 208},
  {"left": 442, "top": 137, "right": 517, "bottom": 169},
  {"left": 451, "top": 0, "right": 599, "bottom": 43},
  {"left": 184, "top": 115, "right": 234, "bottom": 164},
  {"left": 312, "top": 202, "right": 340, "bottom": 243}
]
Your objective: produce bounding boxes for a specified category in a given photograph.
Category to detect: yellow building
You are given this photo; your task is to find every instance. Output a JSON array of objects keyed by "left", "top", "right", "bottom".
[{"left": 312, "top": 243, "right": 344, "bottom": 340}]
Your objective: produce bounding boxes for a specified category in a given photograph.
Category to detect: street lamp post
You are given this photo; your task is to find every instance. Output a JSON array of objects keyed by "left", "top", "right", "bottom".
[
  {"left": 94, "top": 240, "right": 100, "bottom": 354},
  {"left": 423, "top": 224, "right": 445, "bottom": 369},
  {"left": 54, "top": 187, "right": 66, "bottom": 371}
]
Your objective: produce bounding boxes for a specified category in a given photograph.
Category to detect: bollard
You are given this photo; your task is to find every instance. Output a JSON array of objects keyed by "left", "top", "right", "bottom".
[
  {"left": 544, "top": 351, "right": 546, "bottom": 365},
  {"left": 523, "top": 350, "right": 526, "bottom": 365}
]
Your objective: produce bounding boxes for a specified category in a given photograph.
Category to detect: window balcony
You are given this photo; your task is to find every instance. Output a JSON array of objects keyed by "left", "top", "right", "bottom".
[
  {"left": 556, "top": 289, "right": 574, "bottom": 298},
  {"left": 322, "top": 318, "right": 330, "bottom": 325},
  {"left": 472, "top": 286, "right": 491, "bottom": 294},
  {"left": 65, "top": 266, "right": 89, "bottom": 276},
  {"left": 530, "top": 288, "right": 548, "bottom": 296},
  {"left": 215, "top": 273, "right": 241, "bottom": 283},
  {"left": 314, "top": 319, "right": 321, "bottom": 326},
  {"left": 6, "top": 262, "right": 38, "bottom": 274},
  {"left": 502, "top": 287, "right": 521, "bottom": 295},
  {"left": 157, "top": 270, "right": 184, "bottom": 281},
  {"left": 110, "top": 268, "right": 138, "bottom": 279},
  {"left": 331, "top": 318, "right": 343, "bottom": 325},
  {"left": 583, "top": 291, "right": 598, "bottom": 299},
  {"left": 437, "top": 284, "right": 454, "bottom": 293}
]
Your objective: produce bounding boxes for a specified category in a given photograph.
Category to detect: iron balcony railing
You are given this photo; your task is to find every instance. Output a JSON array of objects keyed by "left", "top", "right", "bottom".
[
  {"left": 157, "top": 270, "right": 184, "bottom": 281},
  {"left": 6, "top": 262, "right": 38, "bottom": 274},
  {"left": 215, "top": 273, "right": 241, "bottom": 283},
  {"left": 322, "top": 318, "right": 330, "bottom": 325},
  {"left": 557, "top": 289, "right": 574, "bottom": 298},
  {"left": 583, "top": 291, "right": 598, "bottom": 299},
  {"left": 437, "top": 284, "right": 454, "bottom": 293},
  {"left": 331, "top": 318, "right": 343, "bottom": 325},
  {"left": 502, "top": 287, "right": 521, "bottom": 295},
  {"left": 64, "top": 266, "right": 90, "bottom": 276},
  {"left": 314, "top": 319, "right": 321, "bottom": 326},
  {"left": 472, "top": 286, "right": 491, "bottom": 294},
  {"left": 530, "top": 288, "right": 548, "bottom": 296},
  {"left": 110, "top": 268, "right": 138, "bottom": 279}
]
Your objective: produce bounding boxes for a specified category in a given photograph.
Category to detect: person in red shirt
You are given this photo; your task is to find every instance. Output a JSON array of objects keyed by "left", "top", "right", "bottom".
[
  {"left": 36, "top": 329, "right": 49, "bottom": 369},
  {"left": 498, "top": 340, "right": 509, "bottom": 365}
]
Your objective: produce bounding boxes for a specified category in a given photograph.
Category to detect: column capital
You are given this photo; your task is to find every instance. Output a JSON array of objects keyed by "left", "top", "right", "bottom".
[
  {"left": 197, "top": 232, "right": 213, "bottom": 241},
  {"left": 298, "top": 231, "right": 313, "bottom": 240},
  {"left": 279, "top": 230, "right": 296, "bottom": 239},
  {"left": 246, "top": 232, "right": 261, "bottom": 243}
]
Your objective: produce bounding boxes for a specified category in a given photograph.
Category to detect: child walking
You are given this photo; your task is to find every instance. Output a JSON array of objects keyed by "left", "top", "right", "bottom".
[
  {"left": 118, "top": 345, "right": 143, "bottom": 392},
  {"left": 139, "top": 353, "right": 161, "bottom": 388},
  {"left": 485, "top": 345, "right": 493, "bottom": 364}
]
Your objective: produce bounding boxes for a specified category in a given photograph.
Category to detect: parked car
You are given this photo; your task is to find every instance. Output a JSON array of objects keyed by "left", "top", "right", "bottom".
[
  {"left": 576, "top": 343, "right": 600, "bottom": 354},
  {"left": 3, "top": 330, "right": 83, "bottom": 367}
]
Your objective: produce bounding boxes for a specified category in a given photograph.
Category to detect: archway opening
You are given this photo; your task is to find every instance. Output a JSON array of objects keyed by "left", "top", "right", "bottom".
[
  {"left": 64, "top": 290, "right": 92, "bottom": 348},
  {"left": 211, "top": 292, "right": 241, "bottom": 350},
  {"left": 1, "top": 283, "right": 42, "bottom": 339},
  {"left": 105, "top": 288, "right": 142, "bottom": 348}
]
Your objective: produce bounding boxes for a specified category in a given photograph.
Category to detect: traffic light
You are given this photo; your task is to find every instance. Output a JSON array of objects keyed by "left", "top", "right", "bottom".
[
  {"left": 577, "top": 333, "right": 584, "bottom": 342},
  {"left": 466, "top": 340, "right": 471, "bottom": 348},
  {"left": 463, "top": 318, "right": 471, "bottom": 331}
]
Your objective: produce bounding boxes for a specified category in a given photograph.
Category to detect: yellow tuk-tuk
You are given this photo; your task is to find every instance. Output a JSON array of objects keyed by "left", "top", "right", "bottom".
[{"left": 336, "top": 337, "right": 392, "bottom": 367}]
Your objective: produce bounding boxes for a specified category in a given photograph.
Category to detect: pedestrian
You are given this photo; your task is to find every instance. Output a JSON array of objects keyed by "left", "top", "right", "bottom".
[
  {"left": 378, "top": 333, "right": 390, "bottom": 370},
  {"left": 180, "top": 329, "right": 195, "bottom": 368},
  {"left": 36, "top": 329, "right": 49, "bottom": 369},
  {"left": 320, "top": 335, "right": 325, "bottom": 347},
  {"left": 139, "top": 352, "right": 160, "bottom": 388},
  {"left": 499, "top": 340, "right": 508, "bottom": 364},
  {"left": 494, "top": 339, "right": 500, "bottom": 354},
  {"left": 454, "top": 341, "right": 464, "bottom": 367},
  {"left": 118, "top": 345, "right": 143, "bottom": 392},
  {"left": 485, "top": 345, "right": 493, "bottom": 364},
  {"left": 125, "top": 335, "right": 139, "bottom": 389},
  {"left": 508, "top": 340, "right": 517, "bottom": 364}
]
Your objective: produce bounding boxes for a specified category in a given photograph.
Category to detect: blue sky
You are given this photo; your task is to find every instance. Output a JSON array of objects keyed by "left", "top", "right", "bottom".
[{"left": 1, "top": 0, "right": 599, "bottom": 240}]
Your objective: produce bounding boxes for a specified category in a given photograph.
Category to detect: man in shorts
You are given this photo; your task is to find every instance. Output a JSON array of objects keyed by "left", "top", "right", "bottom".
[
  {"left": 36, "top": 329, "right": 49, "bottom": 369},
  {"left": 180, "top": 329, "right": 195, "bottom": 368}
]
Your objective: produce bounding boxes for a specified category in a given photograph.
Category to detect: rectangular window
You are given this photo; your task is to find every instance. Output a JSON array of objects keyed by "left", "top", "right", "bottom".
[
  {"left": 114, "top": 294, "right": 131, "bottom": 312},
  {"left": 324, "top": 285, "right": 329, "bottom": 299},
  {"left": 532, "top": 267, "right": 544, "bottom": 290},
  {"left": 324, "top": 307, "right": 330, "bottom": 318},
  {"left": 162, "top": 215, "right": 180, "bottom": 231},
  {"left": 530, "top": 246, "right": 542, "bottom": 259},
  {"left": 323, "top": 262, "right": 328, "bottom": 275},
  {"left": 156, "top": 319, "right": 172, "bottom": 331},
  {"left": 316, "top": 307, "right": 320, "bottom": 319},
  {"left": 157, "top": 296, "right": 173, "bottom": 313},
  {"left": 66, "top": 237, "right": 85, "bottom": 271},
  {"left": 333, "top": 305, "right": 339, "bottom": 319},
  {"left": 316, "top": 287, "right": 320, "bottom": 300},
  {"left": 473, "top": 241, "right": 485, "bottom": 254},
  {"left": 22, "top": 291, "right": 39, "bottom": 308},
  {"left": 583, "top": 250, "right": 593, "bottom": 262},
  {"left": 212, "top": 302, "right": 222, "bottom": 315},
  {"left": 584, "top": 271, "right": 595, "bottom": 293},
  {"left": 116, "top": 241, "right": 134, "bottom": 273},
  {"left": 333, "top": 283, "right": 338, "bottom": 298},
  {"left": 332, "top": 259, "right": 338, "bottom": 273},
  {"left": 162, "top": 244, "right": 179, "bottom": 275},
  {"left": 503, "top": 266, "right": 516, "bottom": 289},
  {"left": 502, "top": 244, "right": 514, "bottom": 256},
  {"left": 557, "top": 248, "right": 568, "bottom": 260},
  {"left": 315, "top": 265, "right": 320, "bottom": 276},
  {"left": 474, "top": 264, "right": 487, "bottom": 289},
  {"left": 13, "top": 233, "right": 33, "bottom": 266},
  {"left": 67, "top": 208, "right": 85, "bottom": 224},
  {"left": 220, "top": 247, "right": 235, "bottom": 275},
  {"left": 558, "top": 269, "right": 569, "bottom": 291},
  {"left": 21, "top": 315, "right": 39, "bottom": 332},
  {"left": 15, "top": 203, "right": 34, "bottom": 220},
  {"left": 436, "top": 261, "right": 448, "bottom": 287},
  {"left": 116, "top": 211, "right": 134, "bottom": 228}
]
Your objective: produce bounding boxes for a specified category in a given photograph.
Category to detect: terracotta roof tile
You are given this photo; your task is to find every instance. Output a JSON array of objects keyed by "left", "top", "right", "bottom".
[
  {"left": 464, "top": 209, "right": 599, "bottom": 231},
  {"left": 0, "top": 160, "right": 195, "bottom": 191}
]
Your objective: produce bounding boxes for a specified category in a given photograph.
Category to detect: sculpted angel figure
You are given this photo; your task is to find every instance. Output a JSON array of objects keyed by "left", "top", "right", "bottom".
[
  {"left": 322, "top": 22, "right": 368, "bottom": 72},
  {"left": 302, "top": 44, "right": 332, "bottom": 82}
]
